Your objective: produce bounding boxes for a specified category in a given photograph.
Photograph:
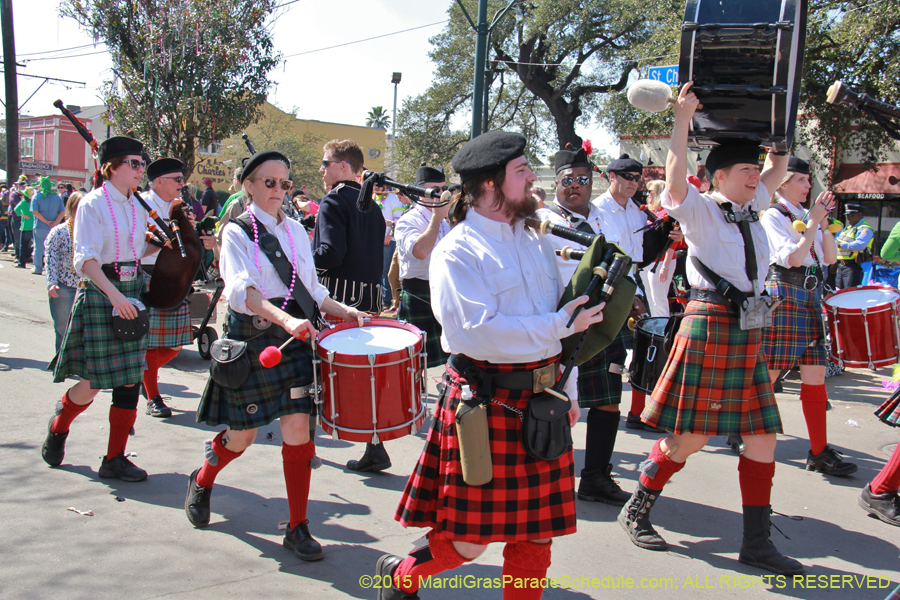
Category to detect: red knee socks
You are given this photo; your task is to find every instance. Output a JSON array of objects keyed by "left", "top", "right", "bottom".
[
  {"left": 738, "top": 455, "right": 776, "bottom": 506},
  {"left": 393, "top": 532, "right": 468, "bottom": 594},
  {"left": 800, "top": 383, "right": 828, "bottom": 455},
  {"left": 106, "top": 406, "right": 137, "bottom": 460},
  {"left": 630, "top": 390, "right": 646, "bottom": 418},
  {"left": 502, "top": 541, "right": 552, "bottom": 600},
  {"left": 282, "top": 441, "right": 315, "bottom": 528},
  {"left": 51, "top": 390, "right": 91, "bottom": 434},
  {"left": 870, "top": 443, "right": 900, "bottom": 495},
  {"left": 639, "top": 438, "right": 685, "bottom": 490},
  {"left": 196, "top": 430, "right": 244, "bottom": 488},
  {"left": 143, "top": 347, "right": 181, "bottom": 399}
]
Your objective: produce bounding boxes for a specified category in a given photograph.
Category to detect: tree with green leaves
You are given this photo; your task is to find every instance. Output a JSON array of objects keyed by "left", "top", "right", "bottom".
[
  {"left": 61, "top": 0, "right": 281, "bottom": 177},
  {"left": 366, "top": 106, "right": 391, "bottom": 130}
]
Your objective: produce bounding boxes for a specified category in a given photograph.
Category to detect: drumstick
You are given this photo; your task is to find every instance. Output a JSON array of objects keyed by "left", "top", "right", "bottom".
[{"left": 260, "top": 331, "right": 310, "bottom": 368}]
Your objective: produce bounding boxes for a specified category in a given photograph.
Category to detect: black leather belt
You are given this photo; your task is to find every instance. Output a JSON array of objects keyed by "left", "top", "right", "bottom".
[
  {"left": 228, "top": 298, "right": 302, "bottom": 325},
  {"left": 767, "top": 264, "right": 819, "bottom": 289},
  {"left": 401, "top": 278, "right": 430, "bottom": 294},
  {"left": 689, "top": 288, "right": 732, "bottom": 307},
  {"left": 448, "top": 354, "right": 558, "bottom": 395},
  {"left": 101, "top": 264, "right": 140, "bottom": 281}
]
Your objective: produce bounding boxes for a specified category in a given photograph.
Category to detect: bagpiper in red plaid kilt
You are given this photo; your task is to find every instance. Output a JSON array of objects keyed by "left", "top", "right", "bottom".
[{"left": 859, "top": 388, "right": 900, "bottom": 527}]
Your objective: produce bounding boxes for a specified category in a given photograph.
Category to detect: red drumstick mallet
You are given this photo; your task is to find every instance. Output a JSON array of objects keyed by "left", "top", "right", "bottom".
[{"left": 260, "top": 331, "right": 310, "bottom": 368}]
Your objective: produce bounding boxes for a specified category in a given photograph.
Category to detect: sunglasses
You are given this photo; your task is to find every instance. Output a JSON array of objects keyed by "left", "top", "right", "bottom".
[
  {"left": 124, "top": 159, "right": 146, "bottom": 170},
  {"left": 159, "top": 176, "right": 184, "bottom": 183},
  {"left": 255, "top": 177, "right": 293, "bottom": 191},
  {"left": 321, "top": 159, "right": 345, "bottom": 169},
  {"left": 614, "top": 172, "right": 641, "bottom": 182},
  {"left": 560, "top": 175, "right": 591, "bottom": 188},
  {"left": 428, "top": 185, "right": 449, "bottom": 192}
]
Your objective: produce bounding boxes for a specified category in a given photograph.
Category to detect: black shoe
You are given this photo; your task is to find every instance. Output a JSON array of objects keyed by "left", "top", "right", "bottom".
[
  {"left": 375, "top": 554, "right": 420, "bottom": 600},
  {"left": 727, "top": 435, "right": 745, "bottom": 456},
  {"left": 41, "top": 415, "right": 67, "bottom": 466},
  {"left": 738, "top": 505, "right": 805, "bottom": 575},
  {"left": 283, "top": 520, "right": 324, "bottom": 561},
  {"left": 347, "top": 442, "right": 391, "bottom": 472},
  {"left": 625, "top": 412, "right": 666, "bottom": 433},
  {"left": 14, "top": 264, "right": 26, "bottom": 268},
  {"left": 578, "top": 464, "right": 631, "bottom": 506},
  {"left": 98, "top": 453, "right": 148, "bottom": 482},
  {"left": 858, "top": 484, "right": 900, "bottom": 527},
  {"left": 806, "top": 445, "right": 858, "bottom": 477},
  {"left": 146, "top": 396, "right": 173, "bottom": 418},
  {"left": 185, "top": 468, "right": 212, "bottom": 528},
  {"left": 618, "top": 482, "right": 667, "bottom": 550}
]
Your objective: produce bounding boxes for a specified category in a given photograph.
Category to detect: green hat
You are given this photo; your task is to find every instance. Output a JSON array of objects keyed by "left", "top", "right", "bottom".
[{"left": 40, "top": 176, "right": 53, "bottom": 195}]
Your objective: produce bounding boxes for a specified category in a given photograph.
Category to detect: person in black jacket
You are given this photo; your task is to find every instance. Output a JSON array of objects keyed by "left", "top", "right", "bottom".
[
  {"left": 201, "top": 178, "right": 219, "bottom": 216},
  {"left": 312, "top": 138, "right": 391, "bottom": 472}
]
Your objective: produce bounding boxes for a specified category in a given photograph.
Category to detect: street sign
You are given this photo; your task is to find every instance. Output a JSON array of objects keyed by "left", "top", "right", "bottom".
[
  {"left": 647, "top": 65, "right": 679, "bottom": 86},
  {"left": 19, "top": 161, "right": 52, "bottom": 170}
]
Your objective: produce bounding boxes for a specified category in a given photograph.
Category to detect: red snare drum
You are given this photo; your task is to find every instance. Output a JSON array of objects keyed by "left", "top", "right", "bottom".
[
  {"left": 823, "top": 286, "right": 900, "bottom": 369},
  {"left": 313, "top": 318, "right": 427, "bottom": 443}
]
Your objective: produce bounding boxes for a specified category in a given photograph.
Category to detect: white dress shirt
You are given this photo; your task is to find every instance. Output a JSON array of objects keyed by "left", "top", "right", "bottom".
[
  {"left": 142, "top": 189, "right": 171, "bottom": 266},
  {"left": 73, "top": 183, "right": 149, "bottom": 277},
  {"left": 760, "top": 199, "right": 825, "bottom": 268},
  {"left": 220, "top": 202, "right": 330, "bottom": 316},
  {"left": 535, "top": 200, "right": 604, "bottom": 284},
  {"left": 430, "top": 209, "right": 579, "bottom": 399},
  {"left": 593, "top": 190, "right": 646, "bottom": 261},
  {"left": 661, "top": 184, "right": 771, "bottom": 294},
  {"left": 396, "top": 204, "right": 448, "bottom": 281}
]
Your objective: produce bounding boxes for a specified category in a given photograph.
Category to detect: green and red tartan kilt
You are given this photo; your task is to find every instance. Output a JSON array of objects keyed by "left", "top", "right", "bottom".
[
  {"left": 144, "top": 271, "right": 192, "bottom": 349},
  {"left": 399, "top": 287, "right": 447, "bottom": 369},
  {"left": 642, "top": 300, "right": 782, "bottom": 436},
  {"left": 762, "top": 280, "right": 827, "bottom": 370},
  {"left": 577, "top": 326, "right": 627, "bottom": 409},
  {"left": 196, "top": 311, "right": 313, "bottom": 431},
  {"left": 875, "top": 387, "right": 900, "bottom": 427},
  {"left": 50, "top": 266, "right": 147, "bottom": 390},
  {"left": 395, "top": 356, "right": 577, "bottom": 544}
]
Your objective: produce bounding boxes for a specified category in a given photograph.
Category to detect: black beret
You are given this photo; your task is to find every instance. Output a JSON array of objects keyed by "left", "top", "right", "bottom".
[
  {"left": 845, "top": 203, "right": 865, "bottom": 214},
  {"left": 240, "top": 150, "right": 291, "bottom": 183},
  {"left": 99, "top": 136, "right": 144, "bottom": 165},
  {"left": 451, "top": 130, "right": 526, "bottom": 183},
  {"left": 606, "top": 153, "right": 643, "bottom": 174},
  {"left": 415, "top": 162, "right": 445, "bottom": 185},
  {"left": 787, "top": 156, "right": 810, "bottom": 175},
  {"left": 146, "top": 158, "right": 184, "bottom": 181},
  {"left": 705, "top": 140, "right": 762, "bottom": 181},
  {"left": 554, "top": 148, "right": 591, "bottom": 175}
]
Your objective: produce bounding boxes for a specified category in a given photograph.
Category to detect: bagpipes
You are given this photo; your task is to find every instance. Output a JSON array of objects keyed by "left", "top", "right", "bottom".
[
  {"left": 632, "top": 198, "right": 678, "bottom": 274},
  {"left": 53, "top": 99, "right": 201, "bottom": 310},
  {"left": 356, "top": 170, "right": 452, "bottom": 212}
]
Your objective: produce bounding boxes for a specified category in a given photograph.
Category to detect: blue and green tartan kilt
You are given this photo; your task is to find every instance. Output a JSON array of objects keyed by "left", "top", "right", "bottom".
[
  {"left": 763, "top": 280, "right": 827, "bottom": 370},
  {"left": 144, "top": 272, "right": 192, "bottom": 349},
  {"left": 875, "top": 387, "right": 900, "bottom": 427},
  {"left": 576, "top": 326, "right": 627, "bottom": 409},
  {"left": 399, "top": 287, "right": 447, "bottom": 369},
  {"left": 196, "top": 311, "right": 313, "bottom": 431},
  {"left": 643, "top": 300, "right": 782, "bottom": 436},
  {"left": 50, "top": 265, "right": 148, "bottom": 390}
]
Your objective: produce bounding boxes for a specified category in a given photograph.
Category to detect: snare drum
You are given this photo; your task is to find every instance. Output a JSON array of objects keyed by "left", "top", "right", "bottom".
[
  {"left": 823, "top": 286, "right": 900, "bottom": 369},
  {"left": 629, "top": 317, "right": 680, "bottom": 395},
  {"left": 679, "top": 0, "right": 808, "bottom": 151},
  {"left": 314, "top": 318, "right": 427, "bottom": 443}
]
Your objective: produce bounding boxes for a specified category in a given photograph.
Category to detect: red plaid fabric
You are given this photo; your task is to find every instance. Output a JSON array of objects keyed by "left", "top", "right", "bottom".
[
  {"left": 875, "top": 387, "right": 900, "bottom": 427},
  {"left": 762, "top": 280, "right": 827, "bottom": 370},
  {"left": 395, "top": 356, "right": 577, "bottom": 544},
  {"left": 642, "top": 300, "right": 782, "bottom": 436}
]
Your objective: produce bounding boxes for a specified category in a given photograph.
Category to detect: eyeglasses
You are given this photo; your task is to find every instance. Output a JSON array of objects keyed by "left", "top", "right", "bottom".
[
  {"left": 159, "top": 176, "right": 184, "bottom": 183},
  {"left": 322, "top": 159, "right": 345, "bottom": 169},
  {"left": 254, "top": 177, "right": 293, "bottom": 191},
  {"left": 124, "top": 159, "right": 146, "bottom": 171},
  {"left": 428, "top": 185, "right": 449, "bottom": 192},
  {"left": 560, "top": 175, "right": 591, "bottom": 188},
  {"left": 614, "top": 172, "right": 641, "bottom": 182}
]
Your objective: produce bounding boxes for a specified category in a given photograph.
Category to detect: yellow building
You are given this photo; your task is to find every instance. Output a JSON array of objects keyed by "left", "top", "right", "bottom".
[{"left": 187, "top": 102, "right": 387, "bottom": 193}]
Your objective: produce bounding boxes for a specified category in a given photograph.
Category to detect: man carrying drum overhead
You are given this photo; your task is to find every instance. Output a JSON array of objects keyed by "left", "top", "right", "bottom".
[{"left": 376, "top": 130, "right": 605, "bottom": 600}]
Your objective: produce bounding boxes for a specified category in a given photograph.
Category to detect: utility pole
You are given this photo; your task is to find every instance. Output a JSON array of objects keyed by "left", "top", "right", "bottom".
[
  {"left": 391, "top": 72, "right": 401, "bottom": 178},
  {"left": 470, "top": 0, "right": 488, "bottom": 139},
  {"left": 1, "top": 0, "right": 19, "bottom": 183}
]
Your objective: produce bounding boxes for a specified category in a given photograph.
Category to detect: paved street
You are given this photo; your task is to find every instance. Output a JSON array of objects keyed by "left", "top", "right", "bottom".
[{"left": 1, "top": 249, "right": 898, "bottom": 600}]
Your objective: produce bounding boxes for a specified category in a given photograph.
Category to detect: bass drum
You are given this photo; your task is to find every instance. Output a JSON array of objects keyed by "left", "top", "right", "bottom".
[{"left": 678, "top": 0, "right": 808, "bottom": 151}]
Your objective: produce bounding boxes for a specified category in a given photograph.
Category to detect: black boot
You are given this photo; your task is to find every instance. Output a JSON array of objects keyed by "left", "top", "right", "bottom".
[
  {"left": 618, "top": 482, "right": 667, "bottom": 550},
  {"left": 806, "top": 445, "right": 858, "bottom": 477},
  {"left": 283, "top": 520, "right": 325, "bottom": 561},
  {"left": 347, "top": 442, "right": 391, "bottom": 472},
  {"left": 185, "top": 469, "right": 212, "bottom": 528},
  {"left": 738, "top": 505, "right": 805, "bottom": 575},
  {"left": 98, "top": 453, "right": 148, "bottom": 482},
  {"left": 858, "top": 484, "right": 900, "bottom": 527},
  {"left": 727, "top": 435, "right": 744, "bottom": 456},
  {"left": 41, "top": 415, "right": 68, "bottom": 466},
  {"left": 375, "top": 554, "right": 420, "bottom": 600},
  {"left": 578, "top": 464, "right": 630, "bottom": 506}
]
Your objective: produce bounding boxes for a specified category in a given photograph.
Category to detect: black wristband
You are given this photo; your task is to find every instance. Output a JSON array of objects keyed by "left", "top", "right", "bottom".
[{"left": 771, "top": 151, "right": 788, "bottom": 156}]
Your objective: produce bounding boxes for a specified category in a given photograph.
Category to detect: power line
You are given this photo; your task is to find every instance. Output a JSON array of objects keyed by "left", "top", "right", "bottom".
[
  {"left": 21, "top": 49, "right": 109, "bottom": 62},
  {"left": 17, "top": 42, "right": 103, "bottom": 57},
  {"left": 282, "top": 19, "right": 448, "bottom": 59}
]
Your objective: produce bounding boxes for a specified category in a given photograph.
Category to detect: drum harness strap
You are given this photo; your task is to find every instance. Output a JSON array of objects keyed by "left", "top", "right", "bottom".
[
  {"left": 689, "top": 202, "right": 780, "bottom": 330},
  {"left": 232, "top": 214, "right": 324, "bottom": 328}
]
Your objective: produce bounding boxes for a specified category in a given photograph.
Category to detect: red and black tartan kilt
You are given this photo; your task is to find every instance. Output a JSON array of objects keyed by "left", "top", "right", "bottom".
[
  {"left": 642, "top": 300, "right": 782, "bottom": 436},
  {"left": 395, "top": 356, "right": 577, "bottom": 544},
  {"left": 762, "top": 280, "right": 827, "bottom": 370},
  {"left": 875, "top": 387, "right": 900, "bottom": 427}
]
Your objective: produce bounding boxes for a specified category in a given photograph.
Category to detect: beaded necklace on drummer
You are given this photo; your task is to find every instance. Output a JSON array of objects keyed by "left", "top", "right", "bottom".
[
  {"left": 101, "top": 182, "right": 139, "bottom": 277},
  {"left": 248, "top": 208, "right": 296, "bottom": 310}
]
